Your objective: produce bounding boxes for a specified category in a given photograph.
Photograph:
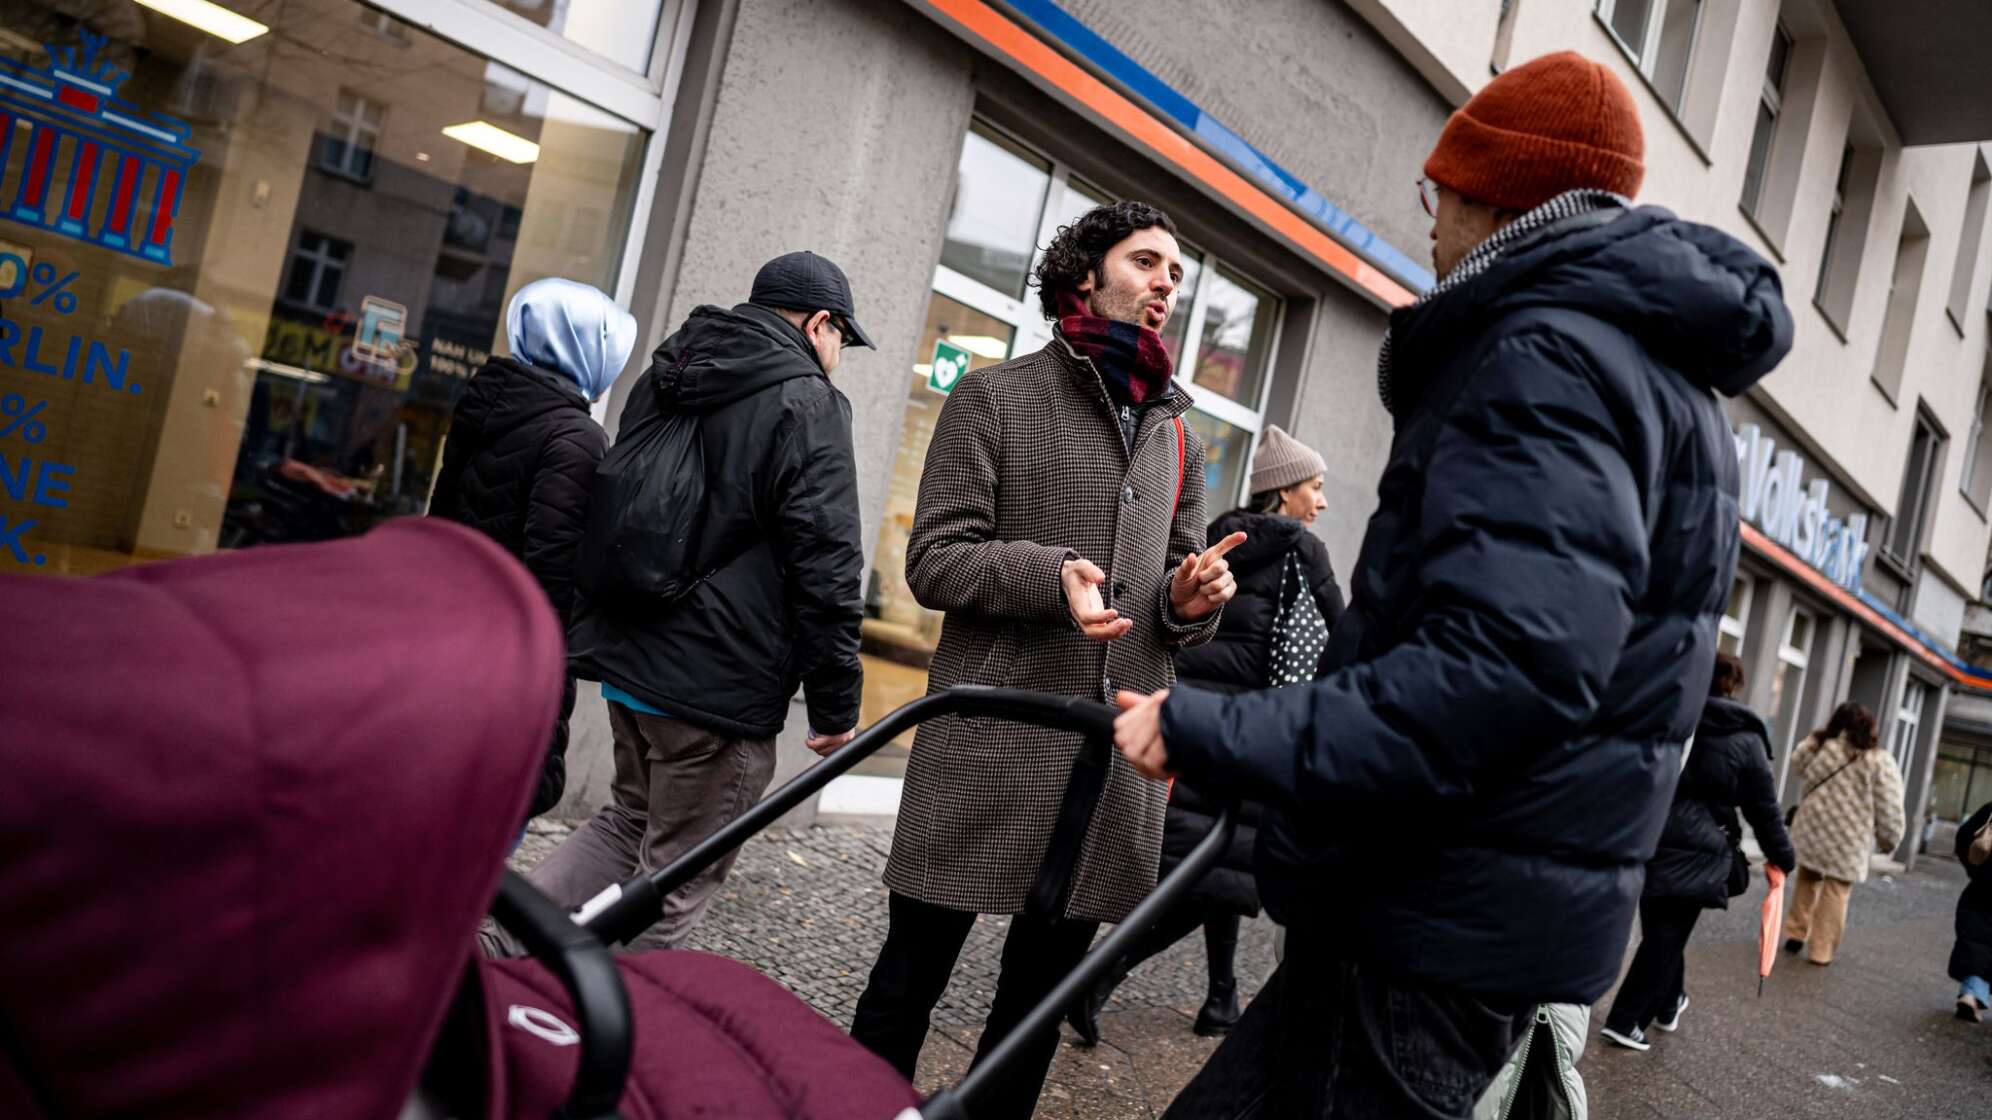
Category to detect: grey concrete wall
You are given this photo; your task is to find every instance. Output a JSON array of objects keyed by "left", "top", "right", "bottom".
[{"left": 1287, "top": 289, "right": 1396, "bottom": 572}]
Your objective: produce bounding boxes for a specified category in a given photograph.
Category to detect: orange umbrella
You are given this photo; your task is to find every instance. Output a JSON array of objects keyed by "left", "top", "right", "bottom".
[{"left": 1758, "top": 864, "right": 1787, "bottom": 996}]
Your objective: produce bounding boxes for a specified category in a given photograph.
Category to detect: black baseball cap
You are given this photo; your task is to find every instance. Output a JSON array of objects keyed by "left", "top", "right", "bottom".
[{"left": 749, "top": 250, "right": 876, "bottom": 349}]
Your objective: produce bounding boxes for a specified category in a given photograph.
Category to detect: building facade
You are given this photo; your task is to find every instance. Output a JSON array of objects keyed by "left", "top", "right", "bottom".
[{"left": 6, "top": 0, "right": 1990, "bottom": 844}]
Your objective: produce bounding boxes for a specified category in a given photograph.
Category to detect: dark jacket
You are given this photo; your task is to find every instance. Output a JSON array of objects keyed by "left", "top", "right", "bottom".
[
  {"left": 431, "top": 356, "right": 605, "bottom": 815},
  {"left": 1952, "top": 801, "right": 1992, "bottom": 984},
  {"left": 1645, "top": 696, "right": 1797, "bottom": 908},
  {"left": 1162, "top": 205, "right": 1793, "bottom": 1004},
  {"left": 1164, "top": 511, "right": 1345, "bottom": 916},
  {"left": 566, "top": 304, "right": 864, "bottom": 741}
]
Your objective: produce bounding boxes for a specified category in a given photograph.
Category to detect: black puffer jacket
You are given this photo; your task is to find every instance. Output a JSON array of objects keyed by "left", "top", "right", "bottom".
[
  {"left": 1162, "top": 511, "right": 1344, "bottom": 916},
  {"left": 1162, "top": 205, "right": 1793, "bottom": 1004},
  {"left": 1646, "top": 696, "right": 1796, "bottom": 908},
  {"left": 1950, "top": 801, "right": 1992, "bottom": 984},
  {"left": 567, "top": 304, "right": 864, "bottom": 740},
  {"left": 431, "top": 356, "right": 605, "bottom": 815}
]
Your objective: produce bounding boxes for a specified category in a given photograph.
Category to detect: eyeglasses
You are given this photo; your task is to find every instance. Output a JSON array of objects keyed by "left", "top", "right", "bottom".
[{"left": 1418, "top": 177, "right": 1441, "bottom": 219}]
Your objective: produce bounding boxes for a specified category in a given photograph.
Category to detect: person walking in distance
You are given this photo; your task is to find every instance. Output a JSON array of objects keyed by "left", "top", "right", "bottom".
[
  {"left": 524, "top": 251, "right": 875, "bottom": 952},
  {"left": 848, "top": 201, "right": 1239, "bottom": 1118},
  {"left": 430, "top": 278, "right": 637, "bottom": 824},
  {"left": 1781, "top": 702, "right": 1906, "bottom": 965},
  {"left": 1112, "top": 51, "right": 1795, "bottom": 1117},
  {"left": 1600, "top": 653, "right": 1796, "bottom": 1051},
  {"left": 1950, "top": 799, "right": 1992, "bottom": 1022},
  {"left": 1067, "top": 425, "right": 1343, "bottom": 1047}
]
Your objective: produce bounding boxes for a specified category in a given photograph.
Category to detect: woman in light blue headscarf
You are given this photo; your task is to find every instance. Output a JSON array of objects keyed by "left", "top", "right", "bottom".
[{"left": 432, "top": 277, "right": 638, "bottom": 821}]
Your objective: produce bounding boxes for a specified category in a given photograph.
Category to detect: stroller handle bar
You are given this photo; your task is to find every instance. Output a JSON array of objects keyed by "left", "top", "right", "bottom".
[{"left": 577, "top": 686, "right": 1118, "bottom": 945}]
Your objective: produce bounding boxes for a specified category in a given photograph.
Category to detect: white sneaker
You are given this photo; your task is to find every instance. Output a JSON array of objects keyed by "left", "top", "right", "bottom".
[
  {"left": 1600, "top": 1024, "right": 1651, "bottom": 1051},
  {"left": 1654, "top": 994, "right": 1689, "bottom": 1032}
]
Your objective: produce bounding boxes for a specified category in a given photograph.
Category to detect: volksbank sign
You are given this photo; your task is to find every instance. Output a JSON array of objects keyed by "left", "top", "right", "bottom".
[{"left": 1734, "top": 424, "right": 1870, "bottom": 594}]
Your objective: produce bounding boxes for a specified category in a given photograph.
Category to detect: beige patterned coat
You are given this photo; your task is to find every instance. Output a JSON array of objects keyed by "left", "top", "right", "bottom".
[
  {"left": 882, "top": 336, "right": 1218, "bottom": 923},
  {"left": 1788, "top": 734, "right": 1906, "bottom": 883}
]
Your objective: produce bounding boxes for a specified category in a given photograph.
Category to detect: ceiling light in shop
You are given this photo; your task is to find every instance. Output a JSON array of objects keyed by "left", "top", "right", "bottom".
[
  {"left": 946, "top": 335, "right": 1007, "bottom": 360},
  {"left": 134, "top": 0, "right": 270, "bottom": 44},
  {"left": 442, "top": 121, "right": 540, "bottom": 164}
]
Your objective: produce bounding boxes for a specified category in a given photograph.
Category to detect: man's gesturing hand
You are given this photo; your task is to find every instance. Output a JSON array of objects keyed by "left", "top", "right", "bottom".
[
  {"left": 1115, "top": 689, "right": 1171, "bottom": 780},
  {"left": 1169, "top": 531, "right": 1246, "bottom": 622},
  {"left": 1063, "top": 557, "right": 1132, "bottom": 642}
]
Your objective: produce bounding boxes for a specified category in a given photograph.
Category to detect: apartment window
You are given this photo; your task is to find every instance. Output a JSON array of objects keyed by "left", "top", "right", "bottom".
[
  {"left": 1892, "top": 677, "right": 1930, "bottom": 775},
  {"left": 1719, "top": 575, "right": 1753, "bottom": 656},
  {"left": 282, "top": 231, "right": 352, "bottom": 313},
  {"left": 1964, "top": 377, "right": 1992, "bottom": 512},
  {"left": 1740, "top": 22, "right": 1792, "bottom": 219},
  {"left": 1871, "top": 201, "right": 1931, "bottom": 403},
  {"left": 316, "top": 89, "right": 382, "bottom": 182},
  {"left": 1815, "top": 144, "right": 1882, "bottom": 335},
  {"left": 1767, "top": 609, "right": 1814, "bottom": 754},
  {"left": 1815, "top": 147, "right": 1852, "bottom": 306},
  {"left": 1596, "top": 0, "right": 1703, "bottom": 113},
  {"left": 1883, "top": 410, "right": 1944, "bottom": 568},
  {"left": 1946, "top": 153, "right": 1992, "bottom": 333}
]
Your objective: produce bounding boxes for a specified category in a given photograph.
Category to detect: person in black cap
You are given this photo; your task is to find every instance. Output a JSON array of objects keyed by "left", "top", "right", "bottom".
[{"left": 520, "top": 250, "right": 875, "bottom": 953}]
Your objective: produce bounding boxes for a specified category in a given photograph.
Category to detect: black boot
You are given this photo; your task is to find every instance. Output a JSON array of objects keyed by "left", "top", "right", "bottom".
[
  {"left": 1194, "top": 979, "right": 1242, "bottom": 1036},
  {"left": 1064, "top": 961, "right": 1130, "bottom": 1048}
]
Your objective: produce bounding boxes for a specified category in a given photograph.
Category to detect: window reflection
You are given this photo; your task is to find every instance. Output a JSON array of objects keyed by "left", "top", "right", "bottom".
[
  {"left": 940, "top": 127, "right": 1050, "bottom": 300},
  {"left": 1194, "top": 267, "right": 1275, "bottom": 406},
  {"left": 1183, "top": 408, "right": 1251, "bottom": 512},
  {"left": 481, "top": 0, "right": 663, "bottom": 74}
]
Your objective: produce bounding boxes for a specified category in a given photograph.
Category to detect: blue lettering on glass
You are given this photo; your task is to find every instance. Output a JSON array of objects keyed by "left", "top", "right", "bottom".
[{"left": 0, "top": 32, "right": 201, "bottom": 265}]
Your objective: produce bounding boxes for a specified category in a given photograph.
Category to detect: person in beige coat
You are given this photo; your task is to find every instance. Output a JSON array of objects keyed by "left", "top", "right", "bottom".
[{"left": 1782, "top": 701, "right": 1906, "bottom": 965}]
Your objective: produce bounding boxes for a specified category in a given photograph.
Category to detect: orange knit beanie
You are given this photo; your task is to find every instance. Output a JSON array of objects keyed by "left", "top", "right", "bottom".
[{"left": 1424, "top": 51, "right": 1645, "bottom": 212}]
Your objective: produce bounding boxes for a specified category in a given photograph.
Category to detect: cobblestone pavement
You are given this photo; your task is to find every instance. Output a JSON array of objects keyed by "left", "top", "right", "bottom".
[{"left": 515, "top": 819, "right": 1990, "bottom": 1118}]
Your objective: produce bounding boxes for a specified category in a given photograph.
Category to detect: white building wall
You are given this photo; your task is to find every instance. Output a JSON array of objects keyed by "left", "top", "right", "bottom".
[{"left": 1350, "top": 0, "right": 1992, "bottom": 641}]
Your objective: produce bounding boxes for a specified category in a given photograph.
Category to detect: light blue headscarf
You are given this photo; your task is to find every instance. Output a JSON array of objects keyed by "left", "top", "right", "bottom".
[{"left": 505, "top": 277, "right": 638, "bottom": 401}]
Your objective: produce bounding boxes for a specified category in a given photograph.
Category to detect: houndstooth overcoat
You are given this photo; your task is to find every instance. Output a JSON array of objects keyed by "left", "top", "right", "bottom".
[
  {"left": 1788, "top": 734, "right": 1906, "bottom": 883},
  {"left": 882, "top": 335, "right": 1219, "bottom": 923}
]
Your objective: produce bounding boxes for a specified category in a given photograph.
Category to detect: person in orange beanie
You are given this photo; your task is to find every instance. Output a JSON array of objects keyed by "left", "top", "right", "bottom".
[{"left": 1117, "top": 51, "right": 1796, "bottom": 1117}]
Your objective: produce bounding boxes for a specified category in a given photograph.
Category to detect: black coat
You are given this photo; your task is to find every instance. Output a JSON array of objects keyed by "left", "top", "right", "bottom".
[
  {"left": 1645, "top": 696, "right": 1797, "bottom": 908},
  {"left": 1163, "top": 511, "right": 1344, "bottom": 916},
  {"left": 1952, "top": 801, "right": 1992, "bottom": 984},
  {"left": 1161, "top": 206, "right": 1793, "bottom": 1004},
  {"left": 431, "top": 357, "right": 605, "bottom": 815},
  {"left": 567, "top": 304, "right": 864, "bottom": 741}
]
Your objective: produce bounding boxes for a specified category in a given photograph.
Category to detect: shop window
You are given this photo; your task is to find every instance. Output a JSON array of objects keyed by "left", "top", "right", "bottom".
[
  {"left": 0, "top": 0, "right": 644, "bottom": 578},
  {"left": 480, "top": 0, "right": 664, "bottom": 74},
  {"left": 1963, "top": 377, "right": 1992, "bottom": 513},
  {"left": 316, "top": 89, "right": 382, "bottom": 182},
  {"left": 1931, "top": 740, "right": 1992, "bottom": 822},
  {"left": 856, "top": 118, "right": 1285, "bottom": 764},
  {"left": 1767, "top": 609, "right": 1812, "bottom": 754},
  {"left": 1892, "top": 677, "right": 1930, "bottom": 775},
  {"left": 1882, "top": 410, "right": 1944, "bottom": 569},
  {"left": 1739, "top": 22, "right": 1791, "bottom": 221},
  {"left": 1870, "top": 199, "right": 1930, "bottom": 403},
  {"left": 283, "top": 232, "right": 353, "bottom": 313},
  {"left": 1596, "top": 0, "right": 1702, "bottom": 113},
  {"left": 1719, "top": 575, "right": 1753, "bottom": 656},
  {"left": 1945, "top": 152, "right": 1991, "bottom": 333}
]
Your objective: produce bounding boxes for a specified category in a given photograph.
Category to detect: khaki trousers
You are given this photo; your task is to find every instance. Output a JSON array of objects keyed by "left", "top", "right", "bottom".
[
  {"left": 1782, "top": 866, "right": 1854, "bottom": 964},
  {"left": 514, "top": 702, "right": 776, "bottom": 953}
]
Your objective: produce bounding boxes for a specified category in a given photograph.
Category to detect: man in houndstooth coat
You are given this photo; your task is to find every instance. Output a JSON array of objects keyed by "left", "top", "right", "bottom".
[{"left": 849, "top": 201, "right": 1238, "bottom": 1118}]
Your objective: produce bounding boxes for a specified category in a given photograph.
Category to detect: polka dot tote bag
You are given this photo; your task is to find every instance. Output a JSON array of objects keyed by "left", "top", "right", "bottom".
[{"left": 1266, "top": 548, "right": 1329, "bottom": 688}]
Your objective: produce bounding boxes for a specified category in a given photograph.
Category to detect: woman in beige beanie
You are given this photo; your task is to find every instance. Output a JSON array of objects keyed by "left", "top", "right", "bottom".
[{"left": 1069, "top": 425, "right": 1342, "bottom": 1045}]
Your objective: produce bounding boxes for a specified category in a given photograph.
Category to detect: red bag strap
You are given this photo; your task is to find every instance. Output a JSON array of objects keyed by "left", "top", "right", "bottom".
[{"left": 1172, "top": 416, "right": 1186, "bottom": 515}]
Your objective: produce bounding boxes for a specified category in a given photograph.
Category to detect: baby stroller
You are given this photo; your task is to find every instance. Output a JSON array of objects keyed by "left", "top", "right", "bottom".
[{"left": 0, "top": 520, "right": 1233, "bottom": 1119}]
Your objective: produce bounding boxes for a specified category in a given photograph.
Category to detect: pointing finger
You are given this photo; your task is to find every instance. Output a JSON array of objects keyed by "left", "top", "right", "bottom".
[{"left": 1199, "top": 532, "right": 1247, "bottom": 566}]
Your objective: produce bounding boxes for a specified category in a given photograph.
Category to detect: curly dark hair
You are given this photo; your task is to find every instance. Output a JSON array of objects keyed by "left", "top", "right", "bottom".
[
  {"left": 1030, "top": 200, "right": 1178, "bottom": 321},
  {"left": 1816, "top": 701, "right": 1879, "bottom": 751}
]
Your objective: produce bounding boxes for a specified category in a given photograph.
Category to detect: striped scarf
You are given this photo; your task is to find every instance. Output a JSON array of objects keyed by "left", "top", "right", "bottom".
[{"left": 1377, "top": 189, "right": 1629, "bottom": 414}]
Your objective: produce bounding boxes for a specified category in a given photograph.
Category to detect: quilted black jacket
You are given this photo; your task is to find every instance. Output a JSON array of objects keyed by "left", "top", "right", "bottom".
[
  {"left": 432, "top": 356, "right": 605, "bottom": 814},
  {"left": 1163, "top": 206, "right": 1794, "bottom": 1004},
  {"left": 1645, "top": 696, "right": 1796, "bottom": 908}
]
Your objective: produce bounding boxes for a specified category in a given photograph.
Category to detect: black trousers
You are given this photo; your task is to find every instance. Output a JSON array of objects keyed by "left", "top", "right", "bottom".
[
  {"left": 1604, "top": 896, "right": 1704, "bottom": 1033},
  {"left": 850, "top": 892, "right": 1098, "bottom": 1119},
  {"left": 1163, "top": 937, "right": 1530, "bottom": 1118},
  {"left": 1113, "top": 899, "right": 1242, "bottom": 992}
]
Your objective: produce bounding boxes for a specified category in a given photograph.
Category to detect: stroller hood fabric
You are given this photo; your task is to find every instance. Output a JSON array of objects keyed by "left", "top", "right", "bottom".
[{"left": 0, "top": 519, "right": 562, "bottom": 1119}]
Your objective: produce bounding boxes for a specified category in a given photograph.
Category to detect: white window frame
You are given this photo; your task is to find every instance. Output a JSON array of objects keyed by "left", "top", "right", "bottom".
[
  {"left": 1741, "top": 21, "right": 1792, "bottom": 218},
  {"left": 320, "top": 89, "right": 384, "bottom": 181},
  {"left": 927, "top": 121, "right": 1284, "bottom": 511},
  {"left": 1596, "top": 0, "right": 1705, "bottom": 107},
  {"left": 1773, "top": 609, "right": 1813, "bottom": 752},
  {"left": 1720, "top": 575, "right": 1754, "bottom": 653},
  {"left": 1893, "top": 675, "right": 1929, "bottom": 773},
  {"left": 285, "top": 231, "right": 352, "bottom": 313}
]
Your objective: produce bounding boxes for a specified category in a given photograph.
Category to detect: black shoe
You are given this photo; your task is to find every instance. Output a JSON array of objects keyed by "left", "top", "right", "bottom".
[
  {"left": 1783, "top": 938, "right": 1804, "bottom": 955},
  {"left": 1067, "top": 965, "right": 1131, "bottom": 1048},
  {"left": 1193, "top": 979, "right": 1242, "bottom": 1037}
]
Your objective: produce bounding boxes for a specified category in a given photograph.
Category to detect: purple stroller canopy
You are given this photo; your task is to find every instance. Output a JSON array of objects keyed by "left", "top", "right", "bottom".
[{"left": 0, "top": 519, "right": 562, "bottom": 1118}]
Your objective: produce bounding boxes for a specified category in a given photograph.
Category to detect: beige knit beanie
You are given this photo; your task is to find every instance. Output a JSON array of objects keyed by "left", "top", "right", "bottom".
[{"left": 1249, "top": 425, "right": 1326, "bottom": 496}]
